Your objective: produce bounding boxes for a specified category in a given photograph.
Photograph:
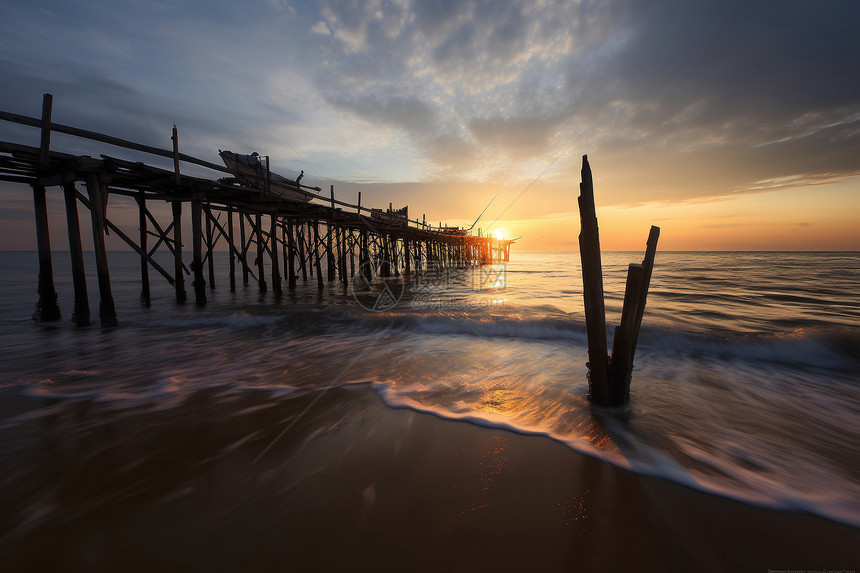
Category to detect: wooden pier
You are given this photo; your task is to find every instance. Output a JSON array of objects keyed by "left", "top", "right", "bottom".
[{"left": 1, "top": 94, "right": 514, "bottom": 327}]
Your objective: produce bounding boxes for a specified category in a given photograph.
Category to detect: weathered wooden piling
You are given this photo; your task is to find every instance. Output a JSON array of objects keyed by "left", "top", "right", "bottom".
[
  {"left": 270, "top": 214, "right": 282, "bottom": 296},
  {"left": 313, "top": 220, "right": 324, "bottom": 289},
  {"left": 191, "top": 193, "right": 207, "bottom": 305},
  {"left": 297, "top": 223, "right": 307, "bottom": 282},
  {"left": 205, "top": 205, "right": 216, "bottom": 290},
  {"left": 85, "top": 174, "right": 118, "bottom": 327},
  {"left": 227, "top": 206, "right": 236, "bottom": 291},
  {"left": 136, "top": 189, "right": 151, "bottom": 307},
  {"left": 286, "top": 220, "right": 297, "bottom": 289},
  {"left": 577, "top": 156, "right": 659, "bottom": 407},
  {"left": 255, "top": 213, "right": 267, "bottom": 293},
  {"left": 239, "top": 214, "right": 249, "bottom": 285},
  {"left": 608, "top": 264, "right": 644, "bottom": 404},
  {"left": 31, "top": 184, "right": 61, "bottom": 321},
  {"left": 171, "top": 201, "right": 187, "bottom": 303},
  {"left": 65, "top": 182, "right": 90, "bottom": 324}
]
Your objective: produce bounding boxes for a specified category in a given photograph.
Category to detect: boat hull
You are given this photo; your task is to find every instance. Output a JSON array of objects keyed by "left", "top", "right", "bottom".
[{"left": 219, "top": 150, "right": 316, "bottom": 203}]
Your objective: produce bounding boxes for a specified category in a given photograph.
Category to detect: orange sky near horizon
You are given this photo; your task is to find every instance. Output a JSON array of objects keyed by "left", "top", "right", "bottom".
[{"left": 1, "top": 169, "right": 857, "bottom": 253}]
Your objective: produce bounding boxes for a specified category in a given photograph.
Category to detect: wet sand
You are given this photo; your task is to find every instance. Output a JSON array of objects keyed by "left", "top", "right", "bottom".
[{"left": 1, "top": 385, "right": 858, "bottom": 572}]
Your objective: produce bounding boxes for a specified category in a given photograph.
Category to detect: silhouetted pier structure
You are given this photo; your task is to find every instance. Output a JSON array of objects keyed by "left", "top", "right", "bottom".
[{"left": 1, "top": 94, "right": 514, "bottom": 327}]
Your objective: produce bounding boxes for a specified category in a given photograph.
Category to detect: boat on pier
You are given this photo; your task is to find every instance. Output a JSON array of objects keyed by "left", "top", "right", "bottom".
[{"left": 218, "top": 150, "right": 319, "bottom": 203}]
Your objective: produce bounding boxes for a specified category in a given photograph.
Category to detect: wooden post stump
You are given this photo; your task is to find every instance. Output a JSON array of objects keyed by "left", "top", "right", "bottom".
[
  {"left": 577, "top": 155, "right": 610, "bottom": 405},
  {"left": 577, "top": 156, "right": 660, "bottom": 407}
]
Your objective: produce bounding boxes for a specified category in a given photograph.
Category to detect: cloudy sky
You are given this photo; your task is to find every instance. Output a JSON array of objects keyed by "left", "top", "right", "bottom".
[{"left": 1, "top": 0, "right": 859, "bottom": 250}]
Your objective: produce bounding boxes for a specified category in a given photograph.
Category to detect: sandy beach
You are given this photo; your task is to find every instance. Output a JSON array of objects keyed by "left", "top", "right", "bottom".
[{"left": 1, "top": 385, "right": 857, "bottom": 572}]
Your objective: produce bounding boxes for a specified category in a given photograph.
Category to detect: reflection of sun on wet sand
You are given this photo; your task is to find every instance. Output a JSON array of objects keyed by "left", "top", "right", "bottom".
[{"left": 1, "top": 385, "right": 858, "bottom": 571}]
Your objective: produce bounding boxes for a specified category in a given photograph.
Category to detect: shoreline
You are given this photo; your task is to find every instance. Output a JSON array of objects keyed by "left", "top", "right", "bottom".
[{"left": 1, "top": 385, "right": 859, "bottom": 571}]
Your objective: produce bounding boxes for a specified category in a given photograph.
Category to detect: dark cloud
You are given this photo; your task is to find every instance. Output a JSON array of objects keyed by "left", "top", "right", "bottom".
[
  {"left": 424, "top": 134, "right": 480, "bottom": 173},
  {"left": 550, "top": 0, "right": 860, "bottom": 201},
  {"left": 468, "top": 115, "right": 563, "bottom": 158},
  {"left": 330, "top": 95, "right": 437, "bottom": 134},
  {"left": 604, "top": 0, "right": 860, "bottom": 114},
  {"left": 430, "top": 2, "right": 527, "bottom": 71}
]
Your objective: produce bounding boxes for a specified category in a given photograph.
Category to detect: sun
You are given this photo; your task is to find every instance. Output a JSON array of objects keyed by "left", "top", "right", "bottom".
[{"left": 491, "top": 228, "right": 508, "bottom": 240}]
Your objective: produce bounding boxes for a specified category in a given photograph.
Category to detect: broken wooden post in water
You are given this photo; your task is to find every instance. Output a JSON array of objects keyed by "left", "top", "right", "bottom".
[
  {"left": 577, "top": 155, "right": 659, "bottom": 407},
  {"left": 578, "top": 155, "right": 610, "bottom": 405}
]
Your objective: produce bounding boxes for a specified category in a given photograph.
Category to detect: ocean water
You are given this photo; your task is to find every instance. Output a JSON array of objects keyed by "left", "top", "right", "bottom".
[{"left": 1, "top": 249, "right": 859, "bottom": 528}]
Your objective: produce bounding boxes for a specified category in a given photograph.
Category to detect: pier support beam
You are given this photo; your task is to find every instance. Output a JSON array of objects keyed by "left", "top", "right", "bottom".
[
  {"left": 240, "top": 214, "right": 249, "bottom": 285},
  {"left": 338, "top": 227, "right": 348, "bottom": 287},
  {"left": 327, "top": 224, "right": 335, "bottom": 282},
  {"left": 205, "top": 204, "right": 215, "bottom": 290},
  {"left": 335, "top": 225, "right": 344, "bottom": 283},
  {"left": 63, "top": 182, "right": 90, "bottom": 325},
  {"left": 313, "top": 220, "right": 324, "bottom": 290},
  {"left": 270, "top": 214, "right": 282, "bottom": 296},
  {"left": 171, "top": 201, "right": 187, "bottom": 303},
  {"left": 404, "top": 238, "right": 411, "bottom": 275},
  {"left": 349, "top": 229, "right": 356, "bottom": 278},
  {"left": 85, "top": 175, "right": 117, "bottom": 327},
  {"left": 297, "top": 223, "right": 307, "bottom": 282},
  {"left": 359, "top": 229, "right": 369, "bottom": 283},
  {"left": 380, "top": 235, "right": 391, "bottom": 277},
  {"left": 191, "top": 193, "right": 206, "bottom": 305},
  {"left": 136, "top": 190, "right": 150, "bottom": 307},
  {"left": 255, "top": 213, "right": 267, "bottom": 293},
  {"left": 31, "top": 184, "right": 61, "bottom": 322},
  {"left": 286, "top": 220, "right": 296, "bottom": 289},
  {"left": 227, "top": 206, "right": 236, "bottom": 292}
]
